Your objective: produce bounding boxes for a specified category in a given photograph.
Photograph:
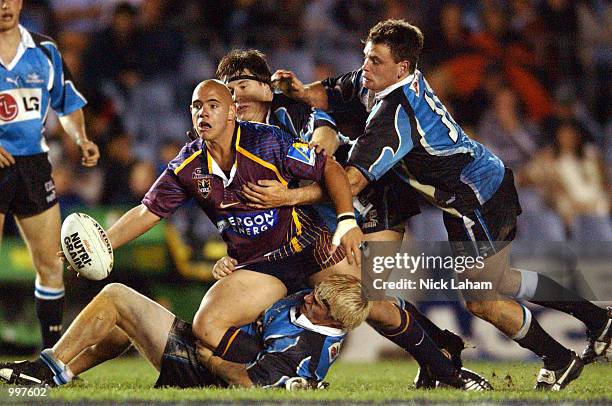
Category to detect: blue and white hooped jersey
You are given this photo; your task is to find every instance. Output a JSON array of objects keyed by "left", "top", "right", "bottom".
[
  {"left": 325, "top": 69, "right": 505, "bottom": 216},
  {"left": 244, "top": 291, "right": 346, "bottom": 388},
  {"left": 0, "top": 26, "right": 86, "bottom": 156}
]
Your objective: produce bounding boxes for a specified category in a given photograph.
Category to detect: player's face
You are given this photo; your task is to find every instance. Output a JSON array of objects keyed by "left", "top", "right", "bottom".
[
  {"left": 361, "top": 41, "right": 409, "bottom": 93},
  {"left": 226, "top": 71, "right": 272, "bottom": 123},
  {"left": 0, "top": 0, "right": 22, "bottom": 32},
  {"left": 300, "top": 291, "right": 342, "bottom": 329},
  {"left": 190, "top": 83, "right": 235, "bottom": 142}
]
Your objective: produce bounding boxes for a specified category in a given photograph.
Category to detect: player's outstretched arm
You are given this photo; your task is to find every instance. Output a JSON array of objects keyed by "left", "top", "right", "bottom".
[
  {"left": 197, "top": 343, "right": 253, "bottom": 387},
  {"left": 58, "top": 109, "right": 100, "bottom": 167},
  {"left": 106, "top": 204, "right": 162, "bottom": 250},
  {"left": 272, "top": 70, "right": 329, "bottom": 110},
  {"left": 324, "top": 157, "right": 363, "bottom": 265}
]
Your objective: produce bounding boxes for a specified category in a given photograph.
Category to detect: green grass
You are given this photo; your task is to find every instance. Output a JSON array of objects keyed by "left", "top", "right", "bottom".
[{"left": 5, "top": 357, "right": 607, "bottom": 403}]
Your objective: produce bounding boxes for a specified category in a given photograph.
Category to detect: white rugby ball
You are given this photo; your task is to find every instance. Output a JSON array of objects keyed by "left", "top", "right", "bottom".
[{"left": 60, "top": 213, "right": 113, "bottom": 280}]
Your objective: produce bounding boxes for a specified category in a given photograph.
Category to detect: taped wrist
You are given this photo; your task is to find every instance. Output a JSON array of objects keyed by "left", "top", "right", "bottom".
[{"left": 332, "top": 212, "right": 358, "bottom": 246}]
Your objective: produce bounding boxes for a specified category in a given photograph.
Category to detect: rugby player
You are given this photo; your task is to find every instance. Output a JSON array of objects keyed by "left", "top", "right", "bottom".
[
  {"left": 0, "top": 0, "right": 99, "bottom": 347},
  {"left": 214, "top": 49, "right": 481, "bottom": 389},
  {"left": 0, "top": 274, "right": 371, "bottom": 388},
  {"left": 271, "top": 19, "right": 611, "bottom": 390}
]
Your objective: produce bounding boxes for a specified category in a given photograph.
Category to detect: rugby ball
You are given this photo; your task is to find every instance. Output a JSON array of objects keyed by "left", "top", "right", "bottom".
[{"left": 60, "top": 213, "right": 113, "bottom": 280}]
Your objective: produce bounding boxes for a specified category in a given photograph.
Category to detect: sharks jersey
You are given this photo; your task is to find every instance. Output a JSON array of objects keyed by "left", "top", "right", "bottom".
[
  {"left": 0, "top": 26, "right": 86, "bottom": 156},
  {"left": 324, "top": 69, "right": 505, "bottom": 217},
  {"left": 143, "top": 121, "right": 333, "bottom": 265},
  {"left": 267, "top": 92, "right": 337, "bottom": 143},
  {"left": 244, "top": 290, "right": 345, "bottom": 387}
]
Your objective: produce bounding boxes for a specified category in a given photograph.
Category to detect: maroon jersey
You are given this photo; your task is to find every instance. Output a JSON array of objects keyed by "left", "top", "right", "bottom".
[{"left": 143, "top": 121, "right": 331, "bottom": 265}]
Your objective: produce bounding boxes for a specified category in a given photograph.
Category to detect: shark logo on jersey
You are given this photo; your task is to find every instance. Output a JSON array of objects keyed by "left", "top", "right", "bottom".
[{"left": 287, "top": 142, "right": 316, "bottom": 166}]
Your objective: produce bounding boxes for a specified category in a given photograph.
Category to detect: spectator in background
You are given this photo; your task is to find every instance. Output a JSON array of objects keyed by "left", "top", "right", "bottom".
[
  {"left": 478, "top": 86, "right": 541, "bottom": 171},
  {"left": 127, "top": 161, "right": 157, "bottom": 205},
  {"left": 100, "top": 134, "right": 135, "bottom": 206},
  {"left": 81, "top": 2, "right": 142, "bottom": 101},
  {"left": 49, "top": 0, "right": 103, "bottom": 34},
  {"left": 523, "top": 121, "right": 609, "bottom": 228}
]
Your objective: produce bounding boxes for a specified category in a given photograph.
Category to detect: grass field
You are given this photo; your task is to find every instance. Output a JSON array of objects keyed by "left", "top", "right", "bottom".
[{"left": 2, "top": 357, "right": 610, "bottom": 404}]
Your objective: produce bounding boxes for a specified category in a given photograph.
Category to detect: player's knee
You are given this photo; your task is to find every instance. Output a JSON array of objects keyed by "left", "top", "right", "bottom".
[
  {"left": 99, "top": 283, "right": 129, "bottom": 303},
  {"left": 192, "top": 310, "right": 227, "bottom": 347},
  {"left": 33, "top": 254, "right": 63, "bottom": 279},
  {"left": 465, "top": 300, "right": 491, "bottom": 319}
]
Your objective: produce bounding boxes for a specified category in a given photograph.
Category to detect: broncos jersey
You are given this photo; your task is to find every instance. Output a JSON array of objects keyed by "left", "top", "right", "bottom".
[
  {"left": 267, "top": 92, "right": 337, "bottom": 143},
  {"left": 323, "top": 69, "right": 505, "bottom": 217},
  {"left": 0, "top": 26, "right": 86, "bottom": 156},
  {"left": 243, "top": 290, "right": 345, "bottom": 388},
  {"left": 143, "top": 121, "right": 330, "bottom": 264}
]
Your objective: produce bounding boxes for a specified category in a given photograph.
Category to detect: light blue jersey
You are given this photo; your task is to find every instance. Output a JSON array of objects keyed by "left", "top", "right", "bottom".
[
  {"left": 0, "top": 26, "right": 86, "bottom": 156},
  {"left": 326, "top": 69, "right": 505, "bottom": 216}
]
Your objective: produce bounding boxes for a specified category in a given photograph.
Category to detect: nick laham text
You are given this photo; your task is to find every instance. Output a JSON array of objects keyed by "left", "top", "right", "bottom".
[{"left": 372, "top": 278, "right": 493, "bottom": 291}]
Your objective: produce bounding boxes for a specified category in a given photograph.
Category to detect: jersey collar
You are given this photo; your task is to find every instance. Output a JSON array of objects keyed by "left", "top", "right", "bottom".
[
  {"left": 374, "top": 72, "right": 415, "bottom": 101},
  {"left": 206, "top": 124, "right": 240, "bottom": 187},
  {"left": 290, "top": 306, "right": 345, "bottom": 337},
  {"left": 1, "top": 25, "right": 36, "bottom": 70}
]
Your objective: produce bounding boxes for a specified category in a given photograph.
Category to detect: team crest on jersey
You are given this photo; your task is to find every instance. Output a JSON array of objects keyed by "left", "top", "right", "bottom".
[
  {"left": 328, "top": 341, "right": 341, "bottom": 362},
  {"left": 192, "top": 168, "right": 212, "bottom": 198},
  {"left": 287, "top": 142, "right": 316, "bottom": 166}
]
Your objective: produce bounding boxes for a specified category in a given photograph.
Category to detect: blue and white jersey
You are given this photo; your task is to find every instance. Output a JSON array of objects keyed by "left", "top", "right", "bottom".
[
  {"left": 244, "top": 290, "right": 345, "bottom": 388},
  {"left": 267, "top": 92, "right": 337, "bottom": 143},
  {"left": 0, "top": 25, "right": 86, "bottom": 156},
  {"left": 324, "top": 69, "right": 505, "bottom": 217}
]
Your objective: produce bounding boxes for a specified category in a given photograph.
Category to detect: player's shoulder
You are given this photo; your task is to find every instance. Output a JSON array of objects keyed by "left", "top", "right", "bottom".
[
  {"left": 168, "top": 138, "right": 203, "bottom": 174},
  {"left": 238, "top": 120, "right": 295, "bottom": 151}
]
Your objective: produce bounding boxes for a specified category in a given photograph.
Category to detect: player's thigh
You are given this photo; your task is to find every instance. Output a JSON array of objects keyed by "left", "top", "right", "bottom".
[
  {"left": 308, "top": 257, "right": 361, "bottom": 285},
  {"left": 193, "top": 270, "right": 287, "bottom": 344},
  {"left": 104, "top": 283, "right": 175, "bottom": 370},
  {"left": 15, "top": 204, "right": 61, "bottom": 269},
  {"left": 364, "top": 229, "right": 404, "bottom": 242}
]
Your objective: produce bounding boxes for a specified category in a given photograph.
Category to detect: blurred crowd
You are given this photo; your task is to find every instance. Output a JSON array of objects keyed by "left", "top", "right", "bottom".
[{"left": 11, "top": 0, "right": 612, "bottom": 242}]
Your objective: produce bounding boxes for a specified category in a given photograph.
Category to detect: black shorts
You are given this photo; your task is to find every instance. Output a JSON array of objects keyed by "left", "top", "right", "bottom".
[
  {"left": 155, "top": 318, "right": 224, "bottom": 388},
  {"left": 360, "top": 173, "right": 421, "bottom": 234},
  {"left": 443, "top": 168, "right": 522, "bottom": 258},
  {"left": 0, "top": 153, "right": 57, "bottom": 217}
]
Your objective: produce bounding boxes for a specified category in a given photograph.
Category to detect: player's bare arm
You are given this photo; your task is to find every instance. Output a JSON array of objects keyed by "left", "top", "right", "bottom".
[
  {"left": 272, "top": 70, "right": 329, "bottom": 110},
  {"left": 106, "top": 204, "right": 162, "bottom": 249},
  {"left": 323, "top": 156, "right": 363, "bottom": 265},
  {"left": 58, "top": 109, "right": 100, "bottom": 167},
  {"left": 197, "top": 344, "right": 253, "bottom": 387}
]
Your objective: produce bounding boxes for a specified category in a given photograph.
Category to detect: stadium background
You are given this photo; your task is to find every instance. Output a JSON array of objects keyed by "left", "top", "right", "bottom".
[{"left": 0, "top": 0, "right": 610, "bottom": 363}]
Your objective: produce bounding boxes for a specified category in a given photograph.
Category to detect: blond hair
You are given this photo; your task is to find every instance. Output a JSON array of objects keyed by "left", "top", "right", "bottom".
[{"left": 315, "top": 274, "right": 371, "bottom": 331}]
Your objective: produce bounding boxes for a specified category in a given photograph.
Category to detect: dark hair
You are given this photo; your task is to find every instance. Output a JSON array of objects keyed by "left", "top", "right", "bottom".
[
  {"left": 552, "top": 120, "right": 585, "bottom": 158},
  {"left": 366, "top": 19, "right": 424, "bottom": 73},
  {"left": 216, "top": 49, "right": 272, "bottom": 84}
]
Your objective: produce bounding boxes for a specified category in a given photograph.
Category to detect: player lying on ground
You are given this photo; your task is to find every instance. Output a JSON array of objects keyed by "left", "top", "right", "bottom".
[
  {"left": 272, "top": 19, "right": 612, "bottom": 390},
  {"left": 0, "top": 274, "right": 370, "bottom": 388},
  {"left": 217, "top": 49, "right": 475, "bottom": 388}
]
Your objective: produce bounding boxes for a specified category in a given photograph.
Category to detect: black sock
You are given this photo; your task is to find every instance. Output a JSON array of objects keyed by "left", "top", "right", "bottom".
[
  {"left": 371, "top": 304, "right": 456, "bottom": 383},
  {"left": 397, "top": 299, "right": 446, "bottom": 345},
  {"left": 213, "top": 327, "right": 262, "bottom": 363},
  {"left": 35, "top": 294, "right": 64, "bottom": 349},
  {"left": 530, "top": 274, "right": 608, "bottom": 332},
  {"left": 514, "top": 308, "right": 572, "bottom": 370}
]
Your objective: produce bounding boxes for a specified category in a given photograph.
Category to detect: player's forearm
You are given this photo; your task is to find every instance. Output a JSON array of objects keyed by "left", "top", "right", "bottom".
[
  {"left": 303, "top": 82, "right": 329, "bottom": 110},
  {"left": 324, "top": 157, "right": 354, "bottom": 215},
  {"left": 107, "top": 204, "right": 161, "bottom": 250},
  {"left": 58, "top": 109, "right": 90, "bottom": 146},
  {"left": 207, "top": 356, "right": 254, "bottom": 387},
  {"left": 288, "top": 183, "right": 327, "bottom": 206}
]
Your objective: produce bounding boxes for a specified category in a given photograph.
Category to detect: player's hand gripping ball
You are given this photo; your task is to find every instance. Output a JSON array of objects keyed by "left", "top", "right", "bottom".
[{"left": 60, "top": 213, "right": 113, "bottom": 280}]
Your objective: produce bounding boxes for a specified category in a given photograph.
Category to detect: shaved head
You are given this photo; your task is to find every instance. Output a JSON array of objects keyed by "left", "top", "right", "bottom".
[
  {"left": 192, "top": 79, "right": 234, "bottom": 106},
  {"left": 190, "top": 79, "right": 236, "bottom": 143}
]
